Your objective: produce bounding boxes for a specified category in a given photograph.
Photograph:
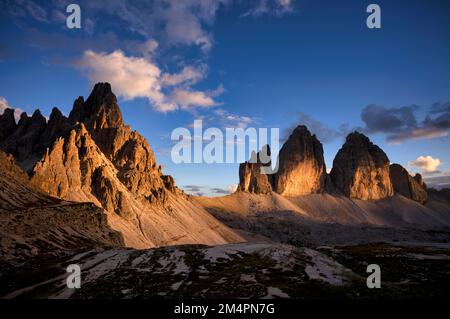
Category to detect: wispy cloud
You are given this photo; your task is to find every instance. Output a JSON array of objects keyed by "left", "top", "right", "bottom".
[
  {"left": 182, "top": 184, "right": 236, "bottom": 196},
  {"left": 211, "top": 108, "right": 255, "bottom": 128},
  {"left": 210, "top": 187, "right": 230, "bottom": 194},
  {"left": 241, "top": 0, "right": 294, "bottom": 17}
]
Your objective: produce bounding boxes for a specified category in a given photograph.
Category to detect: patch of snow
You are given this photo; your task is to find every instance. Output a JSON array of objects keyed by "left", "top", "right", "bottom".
[
  {"left": 171, "top": 281, "right": 183, "bottom": 291},
  {"left": 203, "top": 243, "right": 274, "bottom": 263},
  {"left": 156, "top": 249, "right": 189, "bottom": 275},
  {"left": 82, "top": 249, "right": 131, "bottom": 283},
  {"left": 240, "top": 274, "right": 256, "bottom": 282},
  {"left": 263, "top": 287, "right": 290, "bottom": 299},
  {"left": 406, "top": 253, "right": 450, "bottom": 260},
  {"left": 304, "top": 248, "right": 347, "bottom": 286},
  {"left": 131, "top": 251, "right": 153, "bottom": 267},
  {"left": 215, "top": 277, "right": 227, "bottom": 284}
]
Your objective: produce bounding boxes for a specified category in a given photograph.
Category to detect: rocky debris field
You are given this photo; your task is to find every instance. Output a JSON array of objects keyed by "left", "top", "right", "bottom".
[{"left": 1, "top": 242, "right": 450, "bottom": 299}]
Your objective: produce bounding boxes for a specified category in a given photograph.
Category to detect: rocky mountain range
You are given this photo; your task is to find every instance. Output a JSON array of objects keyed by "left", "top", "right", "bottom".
[
  {"left": 0, "top": 83, "right": 243, "bottom": 254},
  {"left": 238, "top": 125, "right": 433, "bottom": 204},
  {"left": 1, "top": 83, "right": 450, "bottom": 299}
]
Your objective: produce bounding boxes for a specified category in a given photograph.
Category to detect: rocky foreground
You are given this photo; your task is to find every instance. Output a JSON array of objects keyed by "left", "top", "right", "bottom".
[{"left": 2, "top": 242, "right": 450, "bottom": 299}]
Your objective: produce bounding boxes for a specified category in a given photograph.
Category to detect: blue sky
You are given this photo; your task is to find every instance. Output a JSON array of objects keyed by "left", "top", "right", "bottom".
[{"left": 1, "top": 0, "right": 450, "bottom": 195}]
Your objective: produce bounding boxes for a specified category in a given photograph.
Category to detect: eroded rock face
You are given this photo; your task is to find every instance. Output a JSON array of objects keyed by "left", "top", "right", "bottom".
[
  {"left": 68, "top": 83, "right": 168, "bottom": 203},
  {"left": 390, "top": 164, "right": 428, "bottom": 204},
  {"left": 238, "top": 145, "right": 273, "bottom": 194},
  {"left": 0, "top": 83, "right": 178, "bottom": 216},
  {"left": 30, "top": 123, "right": 141, "bottom": 217},
  {"left": 272, "top": 126, "right": 327, "bottom": 196},
  {"left": 330, "top": 132, "right": 394, "bottom": 200}
]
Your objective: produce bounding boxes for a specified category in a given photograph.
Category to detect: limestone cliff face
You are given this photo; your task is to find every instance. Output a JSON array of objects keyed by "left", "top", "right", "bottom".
[
  {"left": 330, "top": 132, "right": 394, "bottom": 200},
  {"left": 0, "top": 83, "right": 172, "bottom": 210},
  {"left": 390, "top": 164, "right": 428, "bottom": 204},
  {"left": 68, "top": 83, "right": 167, "bottom": 203},
  {"left": 30, "top": 123, "right": 133, "bottom": 216},
  {"left": 272, "top": 126, "right": 327, "bottom": 196},
  {"left": 238, "top": 145, "right": 273, "bottom": 194}
]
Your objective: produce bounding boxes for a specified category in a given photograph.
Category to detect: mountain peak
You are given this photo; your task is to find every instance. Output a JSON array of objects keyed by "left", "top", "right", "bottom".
[
  {"left": 87, "top": 82, "right": 116, "bottom": 105},
  {"left": 345, "top": 131, "right": 371, "bottom": 144},
  {"left": 273, "top": 124, "right": 327, "bottom": 196},
  {"left": 331, "top": 131, "right": 393, "bottom": 200},
  {"left": 68, "top": 82, "right": 123, "bottom": 129},
  {"left": 49, "top": 107, "right": 63, "bottom": 119}
]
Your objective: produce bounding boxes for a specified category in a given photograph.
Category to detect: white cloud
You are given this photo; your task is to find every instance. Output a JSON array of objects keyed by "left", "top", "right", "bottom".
[
  {"left": 0, "top": 97, "right": 23, "bottom": 123},
  {"left": 227, "top": 184, "right": 238, "bottom": 193},
  {"left": 408, "top": 156, "right": 442, "bottom": 173},
  {"left": 77, "top": 49, "right": 221, "bottom": 112}
]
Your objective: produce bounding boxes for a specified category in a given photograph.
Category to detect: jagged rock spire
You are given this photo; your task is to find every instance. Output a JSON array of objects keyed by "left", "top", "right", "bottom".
[{"left": 238, "top": 145, "right": 273, "bottom": 194}]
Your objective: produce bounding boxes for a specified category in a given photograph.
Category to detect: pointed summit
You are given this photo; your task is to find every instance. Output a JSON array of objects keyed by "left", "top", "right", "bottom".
[
  {"left": 272, "top": 125, "right": 327, "bottom": 196},
  {"left": 330, "top": 131, "right": 393, "bottom": 200},
  {"left": 39, "top": 107, "right": 71, "bottom": 152},
  {"left": 69, "top": 82, "right": 123, "bottom": 129}
]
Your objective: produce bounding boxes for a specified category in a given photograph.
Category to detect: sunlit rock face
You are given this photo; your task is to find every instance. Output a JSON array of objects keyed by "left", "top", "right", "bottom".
[
  {"left": 68, "top": 83, "right": 167, "bottom": 203},
  {"left": 238, "top": 145, "right": 273, "bottom": 194},
  {"left": 0, "top": 83, "right": 175, "bottom": 213},
  {"left": 272, "top": 126, "right": 327, "bottom": 196},
  {"left": 330, "top": 132, "right": 394, "bottom": 200},
  {"left": 390, "top": 164, "right": 428, "bottom": 204}
]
